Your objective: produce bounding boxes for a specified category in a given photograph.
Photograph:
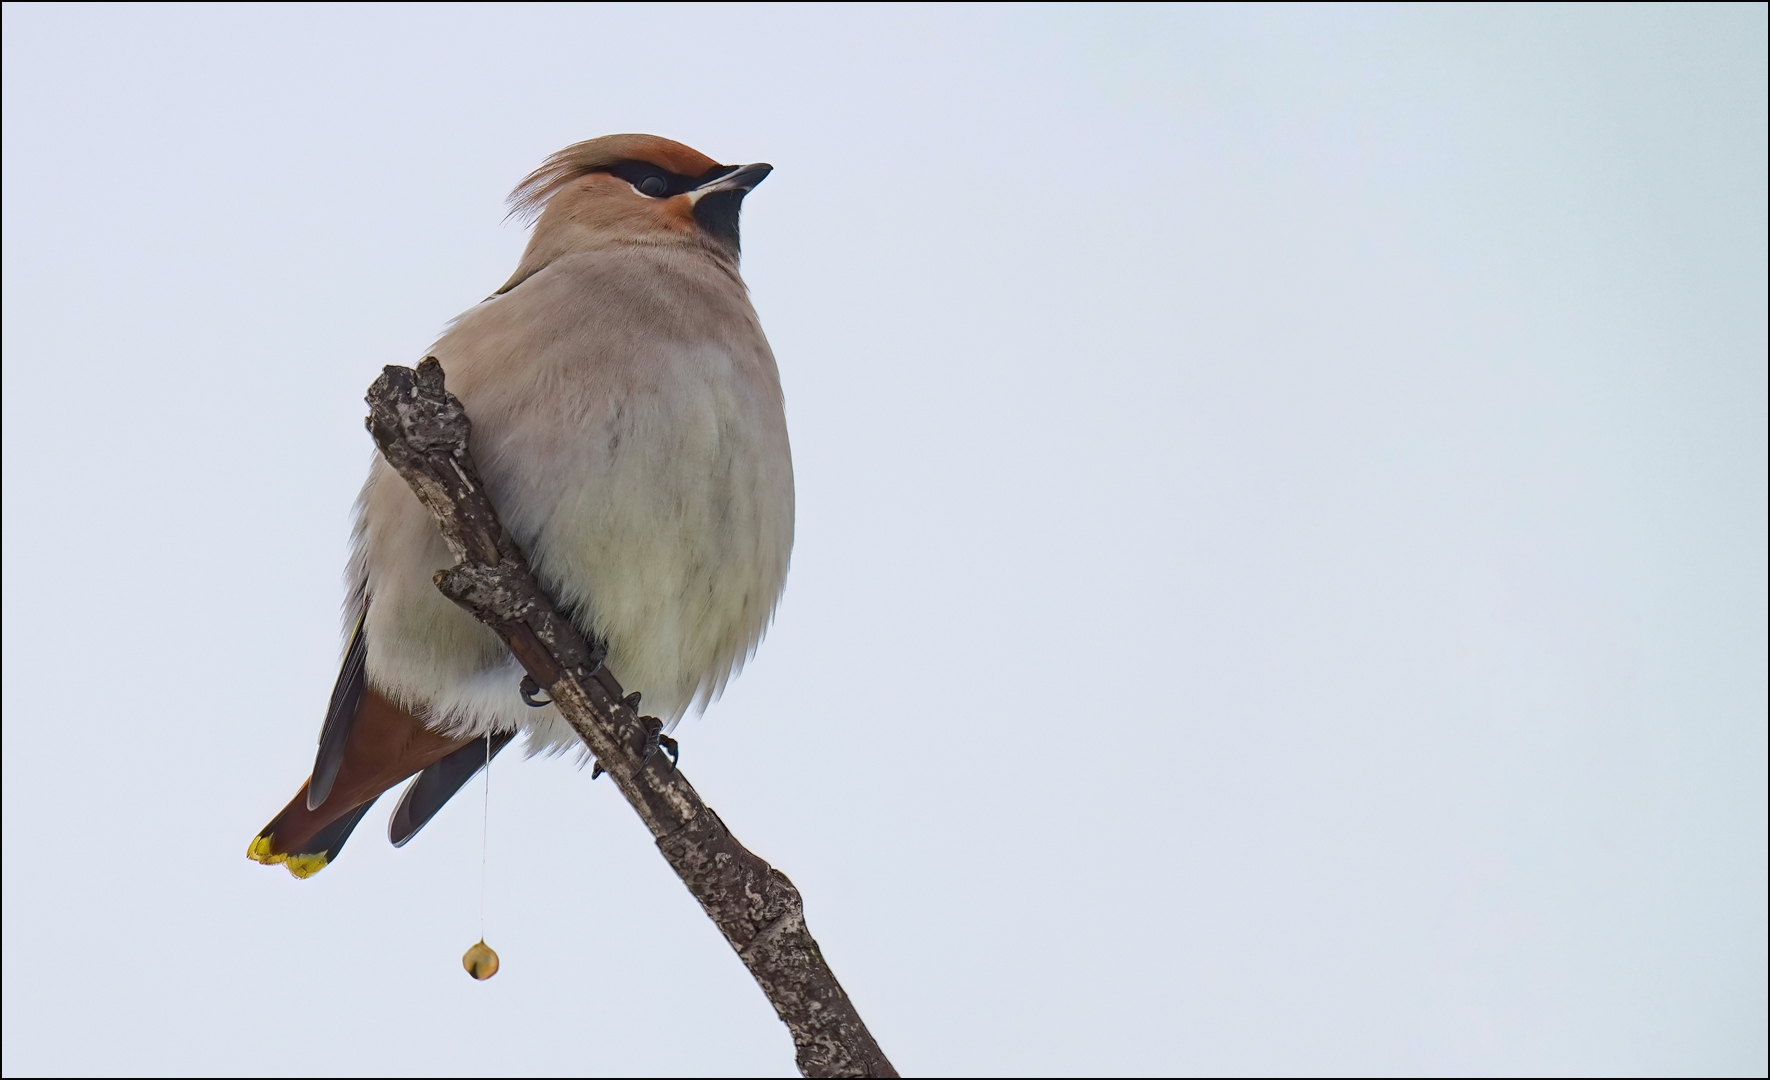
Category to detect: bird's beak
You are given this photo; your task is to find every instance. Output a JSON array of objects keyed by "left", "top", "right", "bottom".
[{"left": 688, "top": 163, "right": 773, "bottom": 203}]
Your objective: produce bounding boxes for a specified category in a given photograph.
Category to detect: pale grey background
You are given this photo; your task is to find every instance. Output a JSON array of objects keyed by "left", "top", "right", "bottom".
[{"left": 3, "top": 3, "right": 1765, "bottom": 1077}]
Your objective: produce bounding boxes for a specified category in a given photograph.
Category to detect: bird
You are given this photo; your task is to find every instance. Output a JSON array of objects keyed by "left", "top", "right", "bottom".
[{"left": 248, "top": 135, "right": 793, "bottom": 878}]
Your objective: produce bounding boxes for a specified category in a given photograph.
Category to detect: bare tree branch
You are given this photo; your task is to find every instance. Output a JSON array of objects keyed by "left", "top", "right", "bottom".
[{"left": 365, "top": 358, "right": 897, "bottom": 1079}]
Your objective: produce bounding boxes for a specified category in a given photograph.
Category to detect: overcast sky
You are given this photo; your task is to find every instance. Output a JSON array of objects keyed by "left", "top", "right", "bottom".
[{"left": 3, "top": 4, "right": 1765, "bottom": 1077}]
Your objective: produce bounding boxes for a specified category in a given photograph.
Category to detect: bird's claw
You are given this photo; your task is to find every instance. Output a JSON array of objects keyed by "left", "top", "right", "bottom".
[
  {"left": 519, "top": 675, "right": 552, "bottom": 707},
  {"left": 587, "top": 693, "right": 661, "bottom": 780},
  {"left": 640, "top": 720, "right": 680, "bottom": 774}
]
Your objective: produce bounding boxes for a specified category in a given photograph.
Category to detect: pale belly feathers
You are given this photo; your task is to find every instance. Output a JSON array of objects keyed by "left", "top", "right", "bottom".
[{"left": 349, "top": 247, "right": 794, "bottom": 753}]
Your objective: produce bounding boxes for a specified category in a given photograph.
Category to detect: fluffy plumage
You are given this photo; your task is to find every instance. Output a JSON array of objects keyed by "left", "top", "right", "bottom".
[{"left": 251, "top": 135, "right": 793, "bottom": 874}]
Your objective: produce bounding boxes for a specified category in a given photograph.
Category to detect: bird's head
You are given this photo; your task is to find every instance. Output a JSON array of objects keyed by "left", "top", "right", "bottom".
[{"left": 498, "top": 134, "right": 771, "bottom": 291}]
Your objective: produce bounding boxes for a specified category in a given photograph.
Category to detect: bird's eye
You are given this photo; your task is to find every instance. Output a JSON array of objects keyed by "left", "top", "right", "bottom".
[{"left": 638, "top": 174, "right": 668, "bottom": 197}]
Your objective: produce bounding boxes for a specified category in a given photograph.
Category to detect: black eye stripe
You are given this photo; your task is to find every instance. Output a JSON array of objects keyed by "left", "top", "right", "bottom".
[
  {"left": 608, "top": 161, "right": 678, "bottom": 197},
  {"left": 607, "top": 161, "right": 740, "bottom": 198}
]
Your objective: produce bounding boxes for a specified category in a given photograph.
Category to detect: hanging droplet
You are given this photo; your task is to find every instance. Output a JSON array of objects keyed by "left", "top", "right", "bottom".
[{"left": 463, "top": 940, "right": 499, "bottom": 980}]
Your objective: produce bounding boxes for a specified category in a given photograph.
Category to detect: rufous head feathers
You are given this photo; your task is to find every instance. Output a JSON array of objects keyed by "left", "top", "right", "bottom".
[{"left": 508, "top": 135, "right": 727, "bottom": 220}]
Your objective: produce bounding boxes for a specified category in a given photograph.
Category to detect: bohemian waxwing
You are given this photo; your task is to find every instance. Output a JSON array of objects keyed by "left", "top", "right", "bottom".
[{"left": 249, "top": 135, "right": 793, "bottom": 877}]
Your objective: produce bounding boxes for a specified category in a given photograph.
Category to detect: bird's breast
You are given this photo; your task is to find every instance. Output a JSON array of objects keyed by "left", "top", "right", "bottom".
[{"left": 359, "top": 249, "right": 793, "bottom": 747}]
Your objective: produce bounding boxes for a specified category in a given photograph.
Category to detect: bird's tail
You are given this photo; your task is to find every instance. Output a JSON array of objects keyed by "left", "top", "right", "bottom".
[
  {"left": 247, "top": 685, "right": 470, "bottom": 879},
  {"left": 248, "top": 785, "right": 379, "bottom": 879}
]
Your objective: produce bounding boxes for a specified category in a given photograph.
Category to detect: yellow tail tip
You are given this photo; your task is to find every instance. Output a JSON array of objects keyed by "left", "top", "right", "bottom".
[
  {"left": 282, "top": 853, "right": 329, "bottom": 878},
  {"left": 246, "top": 833, "right": 329, "bottom": 879},
  {"left": 246, "top": 833, "right": 282, "bottom": 864}
]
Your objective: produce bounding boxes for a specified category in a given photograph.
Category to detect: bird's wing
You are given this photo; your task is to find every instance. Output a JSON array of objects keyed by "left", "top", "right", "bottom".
[
  {"left": 387, "top": 731, "right": 517, "bottom": 848},
  {"left": 308, "top": 602, "right": 368, "bottom": 810}
]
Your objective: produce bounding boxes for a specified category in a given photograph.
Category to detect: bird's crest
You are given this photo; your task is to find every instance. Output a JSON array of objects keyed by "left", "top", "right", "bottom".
[{"left": 506, "top": 134, "right": 723, "bottom": 223}]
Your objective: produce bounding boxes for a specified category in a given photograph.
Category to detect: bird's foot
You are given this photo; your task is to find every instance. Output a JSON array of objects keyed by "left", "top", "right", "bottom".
[
  {"left": 640, "top": 719, "right": 680, "bottom": 774},
  {"left": 519, "top": 675, "right": 552, "bottom": 707},
  {"left": 591, "top": 722, "right": 676, "bottom": 778}
]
